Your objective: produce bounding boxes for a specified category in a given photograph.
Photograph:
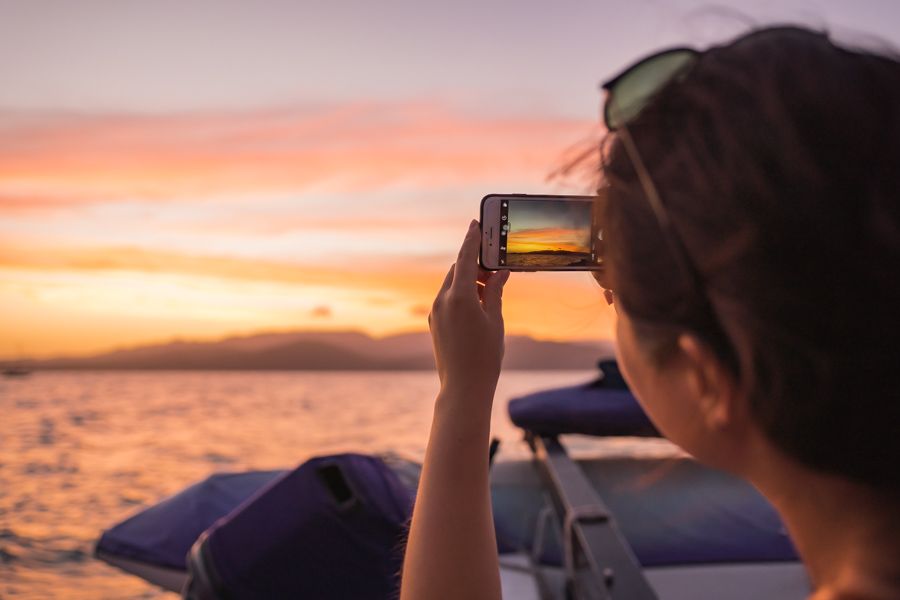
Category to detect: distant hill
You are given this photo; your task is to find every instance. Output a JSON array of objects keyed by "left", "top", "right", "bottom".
[
  {"left": 28, "top": 330, "right": 615, "bottom": 371},
  {"left": 511, "top": 249, "right": 586, "bottom": 255}
]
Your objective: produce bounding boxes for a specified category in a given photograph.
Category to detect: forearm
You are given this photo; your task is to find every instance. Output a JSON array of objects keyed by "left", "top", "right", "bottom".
[{"left": 400, "top": 387, "right": 501, "bottom": 600}]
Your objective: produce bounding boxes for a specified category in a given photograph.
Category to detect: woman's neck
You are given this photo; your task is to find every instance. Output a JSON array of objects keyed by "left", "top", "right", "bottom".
[{"left": 748, "top": 449, "right": 900, "bottom": 599}]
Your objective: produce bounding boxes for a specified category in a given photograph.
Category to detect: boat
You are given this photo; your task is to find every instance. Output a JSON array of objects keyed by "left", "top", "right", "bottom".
[
  {"left": 2, "top": 363, "right": 31, "bottom": 377},
  {"left": 96, "top": 361, "right": 811, "bottom": 599}
]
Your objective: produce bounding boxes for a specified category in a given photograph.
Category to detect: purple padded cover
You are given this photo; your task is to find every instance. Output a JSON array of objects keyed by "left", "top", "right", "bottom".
[
  {"left": 202, "top": 453, "right": 413, "bottom": 599},
  {"left": 508, "top": 385, "right": 659, "bottom": 437},
  {"left": 96, "top": 470, "right": 284, "bottom": 569}
]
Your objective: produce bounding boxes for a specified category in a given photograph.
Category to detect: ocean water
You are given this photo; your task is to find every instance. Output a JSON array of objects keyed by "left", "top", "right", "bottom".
[{"left": 0, "top": 370, "right": 674, "bottom": 598}]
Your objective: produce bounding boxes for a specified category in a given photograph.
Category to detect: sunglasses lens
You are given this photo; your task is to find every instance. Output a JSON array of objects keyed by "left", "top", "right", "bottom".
[{"left": 605, "top": 50, "right": 697, "bottom": 130}]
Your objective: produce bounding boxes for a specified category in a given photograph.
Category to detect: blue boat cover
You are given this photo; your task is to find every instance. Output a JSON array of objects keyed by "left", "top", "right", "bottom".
[
  {"left": 191, "top": 453, "right": 413, "bottom": 599},
  {"left": 501, "top": 361, "right": 796, "bottom": 565},
  {"left": 98, "top": 455, "right": 798, "bottom": 598},
  {"left": 95, "top": 362, "right": 798, "bottom": 595},
  {"left": 491, "top": 456, "right": 798, "bottom": 567},
  {"left": 508, "top": 361, "right": 659, "bottom": 437},
  {"left": 96, "top": 469, "right": 285, "bottom": 569}
]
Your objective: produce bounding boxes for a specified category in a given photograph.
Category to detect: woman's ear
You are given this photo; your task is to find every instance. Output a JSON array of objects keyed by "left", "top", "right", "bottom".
[{"left": 676, "top": 333, "right": 738, "bottom": 431}]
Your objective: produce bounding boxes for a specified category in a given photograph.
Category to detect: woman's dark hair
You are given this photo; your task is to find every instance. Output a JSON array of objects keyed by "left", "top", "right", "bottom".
[{"left": 601, "top": 26, "right": 900, "bottom": 490}]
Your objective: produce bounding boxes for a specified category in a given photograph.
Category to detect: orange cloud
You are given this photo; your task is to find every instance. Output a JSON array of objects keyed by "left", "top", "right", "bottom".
[
  {"left": 0, "top": 242, "right": 439, "bottom": 296},
  {"left": 310, "top": 305, "right": 332, "bottom": 319},
  {"left": 409, "top": 304, "right": 431, "bottom": 317},
  {"left": 0, "top": 241, "right": 614, "bottom": 357}
]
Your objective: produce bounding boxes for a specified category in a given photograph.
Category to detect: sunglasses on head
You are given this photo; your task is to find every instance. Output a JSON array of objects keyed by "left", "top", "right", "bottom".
[
  {"left": 602, "top": 47, "right": 699, "bottom": 131},
  {"left": 597, "top": 47, "right": 737, "bottom": 368},
  {"left": 594, "top": 47, "right": 700, "bottom": 305},
  {"left": 601, "top": 46, "right": 703, "bottom": 280}
]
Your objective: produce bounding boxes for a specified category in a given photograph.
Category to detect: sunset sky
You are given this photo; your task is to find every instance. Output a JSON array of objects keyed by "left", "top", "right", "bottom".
[
  {"left": 507, "top": 228, "right": 591, "bottom": 254},
  {"left": 2, "top": 0, "right": 899, "bottom": 358},
  {"left": 507, "top": 199, "right": 592, "bottom": 254}
]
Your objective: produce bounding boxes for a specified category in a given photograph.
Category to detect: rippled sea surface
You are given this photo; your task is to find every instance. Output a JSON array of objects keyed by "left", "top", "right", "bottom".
[{"left": 4, "top": 369, "right": 669, "bottom": 598}]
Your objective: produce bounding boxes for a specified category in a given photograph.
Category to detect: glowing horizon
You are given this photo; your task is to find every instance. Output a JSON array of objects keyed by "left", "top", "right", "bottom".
[
  {"left": 0, "top": 105, "right": 613, "bottom": 359},
  {"left": 0, "top": 240, "right": 615, "bottom": 358},
  {"left": 507, "top": 227, "right": 591, "bottom": 254}
]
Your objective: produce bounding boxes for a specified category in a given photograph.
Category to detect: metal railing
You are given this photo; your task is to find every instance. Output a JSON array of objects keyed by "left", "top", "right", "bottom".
[{"left": 525, "top": 432, "right": 658, "bottom": 600}]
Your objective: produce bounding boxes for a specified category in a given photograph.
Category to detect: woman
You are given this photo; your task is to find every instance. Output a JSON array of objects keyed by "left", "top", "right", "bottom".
[{"left": 401, "top": 26, "right": 900, "bottom": 600}]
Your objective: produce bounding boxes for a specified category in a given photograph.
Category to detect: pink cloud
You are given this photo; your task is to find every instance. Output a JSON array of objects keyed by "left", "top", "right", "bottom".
[{"left": 0, "top": 103, "right": 596, "bottom": 213}]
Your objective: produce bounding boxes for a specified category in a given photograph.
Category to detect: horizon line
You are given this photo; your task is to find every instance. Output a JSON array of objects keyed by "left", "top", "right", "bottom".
[{"left": 2, "top": 326, "right": 614, "bottom": 362}]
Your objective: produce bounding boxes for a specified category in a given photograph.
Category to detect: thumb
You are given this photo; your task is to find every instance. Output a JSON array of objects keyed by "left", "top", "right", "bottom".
[{"left": 482, "top": 270, "right": 510, "bottom": 318}]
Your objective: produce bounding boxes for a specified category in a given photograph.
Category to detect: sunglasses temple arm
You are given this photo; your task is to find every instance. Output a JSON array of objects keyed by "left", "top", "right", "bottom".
[{"left": 616, "top": 125, "right": 697, "bottom": 280}]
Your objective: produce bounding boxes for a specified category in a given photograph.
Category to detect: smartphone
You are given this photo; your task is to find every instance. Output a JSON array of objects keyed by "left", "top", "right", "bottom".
[{"left": 479, "top": 193, "right": 604, "bottom": 271}]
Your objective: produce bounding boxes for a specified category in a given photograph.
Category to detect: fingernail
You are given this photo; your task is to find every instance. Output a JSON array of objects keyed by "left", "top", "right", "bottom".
[{"left": 469, "top": 219, "right": 478, "bottom": 231}]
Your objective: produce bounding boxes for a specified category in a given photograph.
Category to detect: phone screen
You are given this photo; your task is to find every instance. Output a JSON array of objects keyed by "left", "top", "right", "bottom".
[{"left": 498, "top": 197, "right": 600, "bottom": 268}]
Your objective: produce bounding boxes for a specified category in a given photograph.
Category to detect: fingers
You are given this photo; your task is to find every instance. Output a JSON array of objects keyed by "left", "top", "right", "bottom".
[
  {"left": 439, "top": 220, "right": 505, "bottom": 314},
  {"left": 476, "top": 267, "right": 490, "bottom": 304},
  {"left": 431, "top": 264, "right": 455, "bottom": 328},
  {"left": 481, "top": 269, "right": 510, "bottom": 318},
  {"left": 440, "top": 263, "right": 455, "bottom": 294},
  {"left": 451, "top": 219, "right": 481, "bottom": 294}
]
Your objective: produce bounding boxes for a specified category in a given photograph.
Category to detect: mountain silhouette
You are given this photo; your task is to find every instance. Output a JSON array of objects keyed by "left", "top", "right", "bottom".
[{"left": 28, "top": 330, "right": 614, "bottom": 371}]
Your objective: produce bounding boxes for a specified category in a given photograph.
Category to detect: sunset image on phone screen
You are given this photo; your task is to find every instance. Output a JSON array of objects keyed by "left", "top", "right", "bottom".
[{"left": 505, "top": 199, "right": 593, "bottom": 267}]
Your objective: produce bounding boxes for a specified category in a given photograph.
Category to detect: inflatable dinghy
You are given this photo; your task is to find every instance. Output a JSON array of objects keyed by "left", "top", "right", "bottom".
[{"left": 96, "top": 361, "right": 810, "bottom": 599}]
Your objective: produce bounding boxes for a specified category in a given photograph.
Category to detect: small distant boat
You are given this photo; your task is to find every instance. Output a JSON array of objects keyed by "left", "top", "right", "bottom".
[
  {"left": 2, "top": 364, "right": 31, "bottom": 377},
  {"left": 96, "top": 361, "right": 810, "bottom": 599}
]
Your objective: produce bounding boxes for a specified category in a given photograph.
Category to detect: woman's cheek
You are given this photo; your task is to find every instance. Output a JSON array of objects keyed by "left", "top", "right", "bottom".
[
  {"left": 614, "top": 313, "right": 676, "bottom": 440},
  {"left": 614, "top": 312, "right": 648, "bottom": 405}
]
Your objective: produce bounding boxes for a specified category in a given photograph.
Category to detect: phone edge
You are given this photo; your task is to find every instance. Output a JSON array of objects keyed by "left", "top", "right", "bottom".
[{"left": 479, "top": 193, "right": 602, "bottom": 272}]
